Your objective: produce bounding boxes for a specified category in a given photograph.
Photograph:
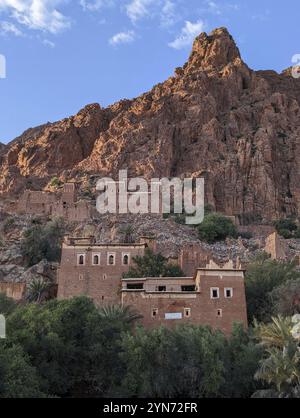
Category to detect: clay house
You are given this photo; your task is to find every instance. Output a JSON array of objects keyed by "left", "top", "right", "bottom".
[
  {"left": 121, "top": 260, "right": 248, "bottom": 336},
  {"left": 57, "top": 236, "right": 156, "bottom": 304},
  {"left": 15, "top": 182, "right": 92, "bottom": 222},
  {"left": 57, "top": 236, "right": 248, "bottom": 335}
]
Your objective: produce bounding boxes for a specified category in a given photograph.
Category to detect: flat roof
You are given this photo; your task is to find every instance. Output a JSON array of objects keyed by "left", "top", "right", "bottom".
[
  {"left": 122, "top": 277, "right": 194, "bottom": 281},
  {"left": 197, "top": 268, "right": 246, "bottom": 273}
]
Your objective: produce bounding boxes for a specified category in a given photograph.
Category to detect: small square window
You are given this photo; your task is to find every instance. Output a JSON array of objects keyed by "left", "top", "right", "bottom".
[
  {"left": 184, "top": 308, "right": 191, "bottom": 318},
  {"left": 152, "top": 308, "right": 158, "bottom": 318},
  {"left": 107, "top": 253, "right": 116, "bottom": 266},
  {"left": 158, "top": 286, "right": 166, "bottom": 292},
  {"left": 77, "top": 254, "right": 85, "bottom": 266},
  {"left": 217, "top": 309, "right": 223, "bottom": 318},
  {"left": 225, "top": 288, "right": 233, "bottom": 298},
  {"left": 211, "top": 288, "right": 219, "bottom": 299}
]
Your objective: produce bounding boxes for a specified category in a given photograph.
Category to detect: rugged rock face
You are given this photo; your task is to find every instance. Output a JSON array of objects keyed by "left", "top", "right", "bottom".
[{"left": 1, "top": 27, "right": 300, "bottom": 221}]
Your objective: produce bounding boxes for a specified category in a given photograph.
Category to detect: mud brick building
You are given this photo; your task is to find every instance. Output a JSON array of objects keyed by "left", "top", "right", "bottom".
[
  {"left": 57, "top": 236, "right": 155, "bottom": 304},
  {"left": 16, "top": 183, "right": 92, "bottom": 222},
  {"left": 57, "top": 236, "right": 248, "bottom": 335},
  {"left": 121, "top": 261, "right": 247, "bottom": 336}
]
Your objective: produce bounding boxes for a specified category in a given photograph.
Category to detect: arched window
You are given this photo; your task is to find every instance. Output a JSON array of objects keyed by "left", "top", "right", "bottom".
[
  {"left": 93, "top": 254, "right": 100, "bottom": 265},
  {"left": 108, "top": 254, "right": 115, "bottom": 265},
  {"left": 78, "top": 254, "right": 85, "bottom": 265},
  {"left": 123, "top": 254, "right": 129, "bottom": 265}
]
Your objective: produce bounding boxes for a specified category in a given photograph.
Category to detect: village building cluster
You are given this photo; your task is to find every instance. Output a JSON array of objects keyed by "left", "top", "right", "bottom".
[
  {"left": 57, "top": 236, "right": 248, "bottom": 335},
  {"left": 2, "top": 181, "right": 295, "bottom": 335}
]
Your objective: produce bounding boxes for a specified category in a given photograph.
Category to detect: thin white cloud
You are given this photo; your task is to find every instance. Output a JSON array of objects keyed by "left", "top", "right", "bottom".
[
  {"left": 43, "top": 38, "right": 55, "bottom": 47},
  {"left": 168, "top": 19, "right": 205, "bottom": 50},
  {"left": 0, "top": 20, "right": 23, "bottom": 36},
  {"left": 160, "top": 0, "right": 176, "bottom": 27},
  {"left": 0, "top": 0, "right": 71, "bottom": 34},
  {"left": 109, "top": 29, "right": 135, "bottom": 46},
  {"left": 125, "top": 0, "right": 154, "bottom": 22},
  {"left": 80, "top": 0, "right": 114, "bottom": 12}
]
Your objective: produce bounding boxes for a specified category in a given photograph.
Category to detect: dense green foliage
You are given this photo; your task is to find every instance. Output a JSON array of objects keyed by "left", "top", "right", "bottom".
[
  {"left": 0, "top": 296, "right": 263, "bottom": 398},
  {"left": 123, "top": 248, "right": 184, "bottom": 278},
  {"left": 1, "top": 254, "right": 300, "bottom": 398},
  {"left": 274, "top": 218, "right": 300, "bottom": 239},
  {"left": 0, "top": 293, "right": 17, "bottom": 316},
  {"left": 198, "top": 213, "right": 238, "bottom": 243},
  {"left": 253, "top": 316, "right": 300, "bottom": 398},
  {"left": 245, "top": 254, "right": 300, "bottom": 323},
  {"left": 20, "top": 217, "right": 65, "bottom": 267},
  {"left": 270, "top": 278, "right": 300, "bottom": 317}
]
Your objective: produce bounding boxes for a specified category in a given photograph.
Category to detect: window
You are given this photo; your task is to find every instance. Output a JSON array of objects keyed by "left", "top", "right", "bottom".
[
  {"left": 79, "top": 274, "right": 84, "bottom": 281},
  {"left": 77, "top": 254, "right": 85, "bottom": 266},
  {"left": 225, "top": 288, "right": 233, "bottom": 298},
  {"left": 92, "top": 253, "right": 100, "bottom": 266},
  {"left": 158, "top": 286, "right": 166, "bottom": 292},
  {"left": 184, "top": 308, "right": 191, "bottom": 318},
  {"left": 107, "top": 253, "right": 116, "bottom": 266},
  {"left": 127, "top": 283, "right": 144, "bottom": 290},
  {"left": 181, "top": 285, "right": 196, "bottom": 292},
  {"left": 217, "top": 309, "right": 223, "bottom": 318},
  {"left": 152, "top": 308, "right": 158, "bottom": 318},
  {"left": 211, "top": 288, "right": 220, "bottom": 299},
  {"left": 103, "top": 274, "right": 107, "bottom": 280},
  {"left": 122, "top": 253, "right": 130, "bottom": 266}
]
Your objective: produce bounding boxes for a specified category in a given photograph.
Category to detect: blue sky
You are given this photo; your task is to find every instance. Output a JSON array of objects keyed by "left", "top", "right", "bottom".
[{"left": 0, "top": 0, "right": 299, "bottom": 143}]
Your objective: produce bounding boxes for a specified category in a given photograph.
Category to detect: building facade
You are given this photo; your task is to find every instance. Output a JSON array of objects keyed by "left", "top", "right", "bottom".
[
  {"left": 121, "top": 262, "right": 248, "bottom": 336},
  {"left": 57, "top": 237, "right": 248, "bottom": 335},
  {"left": 57, "top": 236, "right": 149, "bottom": 304}
]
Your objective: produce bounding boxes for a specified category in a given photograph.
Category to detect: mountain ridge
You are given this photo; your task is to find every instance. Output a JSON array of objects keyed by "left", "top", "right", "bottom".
[{"left": 1, "top": 27, "right": 300, "bottom": 221}]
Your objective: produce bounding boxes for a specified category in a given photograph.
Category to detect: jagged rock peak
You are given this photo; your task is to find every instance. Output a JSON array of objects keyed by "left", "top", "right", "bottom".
[{"left": 187, "top": 27, "right": 242, "bottom": 71}]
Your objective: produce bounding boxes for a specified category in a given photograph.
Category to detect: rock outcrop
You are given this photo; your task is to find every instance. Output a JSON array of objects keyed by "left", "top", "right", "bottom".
[{"left": 1, "top": 27, "right": 300, "bottom": 221}]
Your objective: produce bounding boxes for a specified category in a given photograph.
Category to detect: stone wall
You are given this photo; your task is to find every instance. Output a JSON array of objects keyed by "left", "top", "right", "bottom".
[{"left": 0, "top": 282, "right": 26, "bottom": 300}]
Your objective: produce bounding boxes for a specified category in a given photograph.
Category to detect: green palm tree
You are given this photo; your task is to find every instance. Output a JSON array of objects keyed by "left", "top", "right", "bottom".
[
  {"left": 98, "top": 304, "right": 143, "bottom": 324},
  {"left": 26, "top": 278, "right": 51, "bottom": 303},
  {"left": 254, "top": 316, "right": 300, "bottom": 396}
]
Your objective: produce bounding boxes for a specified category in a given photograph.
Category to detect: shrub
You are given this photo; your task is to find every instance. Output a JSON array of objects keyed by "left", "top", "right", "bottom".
[
  {"left": 274, "top": 218, "right": 298, "bottom": 239},
  {"left": 245, "top": 255, "right": 300, "bottom": 323},
  {"left": 198, "top": 213, "right": 238, "bottom": 243},
  {"left": 123, "top": 249, "right": 184, "bottom": 278},
  {"left": 21, "top": 218, "right": 65, "bottom": 267},
  {"left": 50, "top": 177, "right": 62, "bottom": 189}
]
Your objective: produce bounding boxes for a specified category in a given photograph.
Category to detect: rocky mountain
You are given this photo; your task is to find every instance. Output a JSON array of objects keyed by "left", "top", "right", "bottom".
[{"left": 1, "top": 27, "right": 300, "bottom": 221}]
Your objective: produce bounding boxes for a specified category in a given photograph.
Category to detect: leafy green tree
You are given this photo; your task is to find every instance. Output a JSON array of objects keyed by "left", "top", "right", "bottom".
[
  {"left": 270, "top": 278, "right": 300, "bottom": 317},
  {"left": 120, "top": 325, "right": 225, "bottom": 398},
  {"left": 198, "top": 213, "right": 238, "bottom": 243},
  {"left": 0, "top": 293, "right": 17, "bottom": 316},
  {"left": 0, "top": 342, "right": 44, "bottom": 398},
  {"left": 220, "top": 325, "right": 263, "bottom": 398},
  {"left": 21, "top": 217, "right": 65, "bottom": 267},
  {"left": 6, "top": 297, "right": 130, "bottom": 397},
  {"left": 123, "top": 249, "right": 184, "bottom": 278},
  {"left": 274, "top": 218, "right": 297, "bottom": 239},
  {"left": 245, "top": 255, "right": 300, "bottom": 323}
]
